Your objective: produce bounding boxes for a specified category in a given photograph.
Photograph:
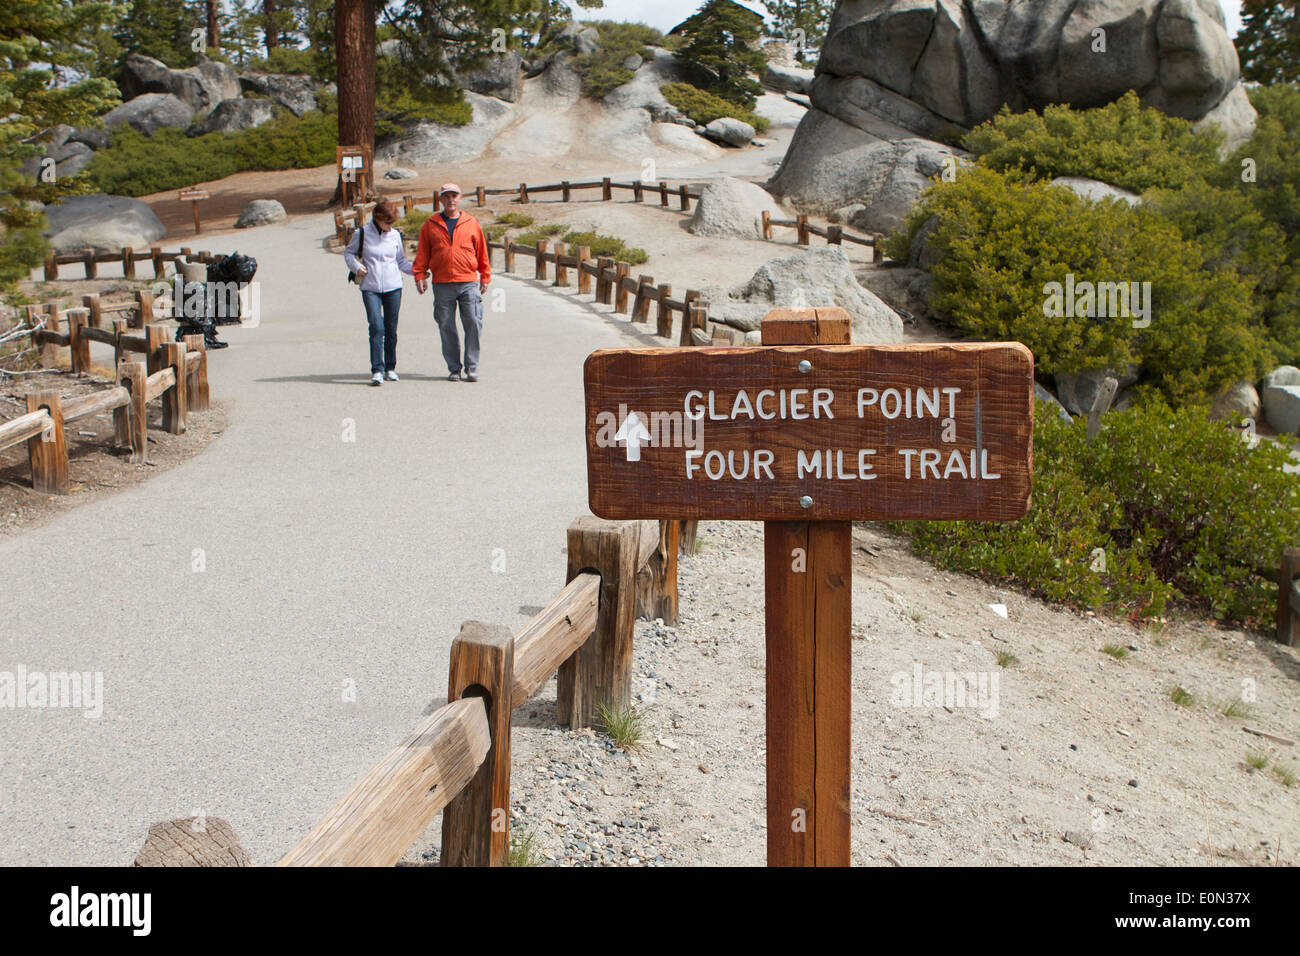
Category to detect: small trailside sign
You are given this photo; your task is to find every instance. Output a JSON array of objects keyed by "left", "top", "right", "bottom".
[
  {"left": 178, "top": 188, "right": 209, "bottom": 202},
  {"left": 584, "top": 342, "right": 1034, "bottom": 522}
]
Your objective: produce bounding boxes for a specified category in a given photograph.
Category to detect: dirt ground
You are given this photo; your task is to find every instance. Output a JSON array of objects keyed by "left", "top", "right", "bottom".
[{"left": 404, "top": 520, "right": 1299, "bottom": 867}]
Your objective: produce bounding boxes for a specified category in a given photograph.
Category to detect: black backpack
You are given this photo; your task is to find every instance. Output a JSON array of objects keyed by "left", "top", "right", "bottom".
[{"left": 347, "top": 225, "right": 365, "bottom": 283}]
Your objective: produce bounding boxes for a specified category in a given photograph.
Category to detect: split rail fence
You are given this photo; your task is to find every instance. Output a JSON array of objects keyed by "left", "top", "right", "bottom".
[
  {"left": 278, "top": 514, "right": 679, "bottom": 866},
  {"left": 1, "top": 294, "right": 212, "bottom": 492},
  {"left": 332, "top": 176, "right": 886, "bottom": 258},
  {"left": 43, "top": 245, "right": 224, "bottom": 282}
]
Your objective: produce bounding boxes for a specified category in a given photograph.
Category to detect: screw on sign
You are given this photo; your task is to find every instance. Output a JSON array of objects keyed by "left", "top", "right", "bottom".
[{"left": 583, "top": 307, "right": 1035, "bottom": 866}]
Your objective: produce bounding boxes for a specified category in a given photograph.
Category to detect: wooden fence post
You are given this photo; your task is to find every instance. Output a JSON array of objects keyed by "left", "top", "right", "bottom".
[
  {"left": 535, "top": 239, "right": 549, "bottom": 281},
  {"left": 67, "top": 307, "right": 89, "bottom": 374},
  {"left": 613, "top": 262, "right": 631, "bottom": 314},
  {"left": 602, "top": 177, "right": 612, "bottom": 201},
  {"left": 1280, "top": 547, "right": 1300, "bottom": 647},
  {"left": 678, "top": 299, "right": 710, "bottom": 555},
  {"left": 151, "top": 246, "right": 164, "bottom": 279},
  {"left": 637, "top": 520, "right": 680, "bottom": 626},
  {"left": 796, "top": 214, "right": 810, "bottom": 245},
  {"left": 827, "top": 225, "right": 842, "bottom": 245},
  {"left": 762, "top": 210, "right": 772, "bottom": 240},
  {"left": 503, "top": 242, "right": 516, "bottom": 274},
  {"left": 44, "top": 253, "right": 57, "bottom": 281},
  {"left": 134, "top": 289, "right": 155, "bottom": 329},
  {"left": 162, "top": 341, "right": 187, "bottom": 434},
  {"left": 440, "top": 621, "right": 514, "bottom": 867},
  {"left": 403, "top": 195, "right": 414, "bottom": 216},
  {"left": 659, "top": 181, "right": 669, "bottom": 207},
  {"left": 562, "top": 180, "right": 571, "bottom": 202},
  {"left": 118, "top": 362, "right": 147, "bottom": 463},
  {"left": 577, "top": 247, "right": 592, "bottom": 295},
  {"left": 553, "top": 242, "right": 568, "bottom": 287},
  {"left": 558, "top": 517, "right": 639, "bottom": 729},
  {"left": 655, "top": 283, "right": 673, "bottom": 338},
  {"left": 633, "top": 181, "right": 643, "bottom": 203},
  {"left": 596, "top": 256, "right": 614, "bottom": 305},
  {"left": 873, "top": 234, "right": 885, "bottom": 263},
  {"left": 632, "top": 275, "right": 653, "bottom": 323},
  {"left": 26, "top": 390, "right": 68, "bottom": 495},
  {"left": 39, "top": 303, "right": 58, "bottom": 367},
  {"left": 519, "top": 182, "right": 529, "bottom": 203},
  {"left": 83, "top": 252, "right": 96, "bottom": 279},
  {"left": 83, "top": 293, "right": 103, "bottom": 328},
  {"left": 122, "top": 247, "right": 136, "bottom": 279},
  {"left": 183, "top": 334, "right": 210, "bottom": 412},
  {"left": 476, "top": 185, "right": 485, "bottom": 206},
  {"left": 146, "top": 324, "right": 169, "bottom": 375},
  {"left": 679, "top": 184, "right": 690, "bottom": 211},
  {"left": 112, "top": 318, "right": 126, "bottom": 370}
]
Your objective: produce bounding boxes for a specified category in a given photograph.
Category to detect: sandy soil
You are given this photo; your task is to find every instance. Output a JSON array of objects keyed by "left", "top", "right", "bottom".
[{"left": 403, "top": 521, "right": 1299, "bottom": 867}]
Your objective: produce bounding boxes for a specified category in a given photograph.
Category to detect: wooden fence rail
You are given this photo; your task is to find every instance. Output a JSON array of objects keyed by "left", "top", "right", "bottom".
[
  {"left": 43, "top": 246, "right": 214, "bottom": 282},
  {"left": 1, "top": 321, "right": 213, "bottom": 490},
  {"left": 278, "top": 517, "right": 669, "bottom": 867},
  {"left": 333, "top": 178, "right": 881, "bottom": 258}
]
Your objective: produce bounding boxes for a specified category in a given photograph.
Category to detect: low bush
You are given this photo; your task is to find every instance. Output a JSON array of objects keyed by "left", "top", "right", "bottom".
[
  {"left": 557, "top": 21, "right": 663, "bottom": 100},
  {"left": 560, "top": 229, "right": 648, "bottom": 265},
  {"left": 964, "top": 92, "right": 1221, "bottom": 193},
  {"left": 888, "top": 399, "right": 1300, "bottom": 628},
  {"left": 494, "top": 213, "right": 534, "bottom": 228},
  {"left": 661, "top": 82, "right": 770, "bottom": 134},
  {"left": 394, "top": 209, "right": 432, "bottom": 236},
  {"left": 887, "top": 166, "right": 1272, "bottom": 406},
  {"left": 84, "top": 108, "right": 338, "bottom": 196},
  {"left": 515, "top": 223, "right": 569, "bottom": 245}
]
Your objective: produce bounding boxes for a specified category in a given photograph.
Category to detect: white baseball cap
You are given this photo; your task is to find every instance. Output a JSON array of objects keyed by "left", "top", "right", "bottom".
[{"left": 439, "top": 183, "right": 462, "bottom": 195}]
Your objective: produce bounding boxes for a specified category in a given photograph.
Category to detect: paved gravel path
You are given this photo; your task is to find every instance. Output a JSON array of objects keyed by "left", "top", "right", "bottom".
[{"left": 0, "top": 212, "right": 641, "bottom": 866}]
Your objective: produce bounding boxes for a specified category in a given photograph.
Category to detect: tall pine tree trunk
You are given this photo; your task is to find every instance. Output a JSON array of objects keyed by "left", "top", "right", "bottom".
[
  {"left": 205, "top": 0, "right": 220, "bottom": 50},
  {"left": 333, "top": 0, "right": 376, "bottom": 203},
  {"left": 264, "top": 0, "right": 280, "bottom": 50}
]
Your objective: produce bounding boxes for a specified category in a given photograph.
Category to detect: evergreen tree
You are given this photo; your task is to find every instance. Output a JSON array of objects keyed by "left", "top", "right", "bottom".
[
  {"left": 673, "top": 0, "right": 766, "bottom": 109},
  {"left": 111, "top": 0, "right": 208, "bottom": 70},
  {"left": 1237, "top": 1, "right": 1300, "bottom": 84},
  {"left": 0, "top": 0, "right": 124, "bottom": 292},
  {"left": 764, "top": 0, "right": 833, "bottom": 64}
]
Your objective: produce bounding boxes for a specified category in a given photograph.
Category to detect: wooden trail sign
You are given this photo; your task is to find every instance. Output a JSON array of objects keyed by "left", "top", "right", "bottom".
[
  {"left": 178, "top": 188, "right": 209, "bottom": 234},
  {"left": 582, "top": 308, "right": 1035, "bottom": 867},
  {"left": 585, "top": 341, "right": 1034, "bottom": 522}
]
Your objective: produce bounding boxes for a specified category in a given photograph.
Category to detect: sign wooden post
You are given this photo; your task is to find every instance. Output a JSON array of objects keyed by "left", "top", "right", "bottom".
[
  {"left": 583, "top": 307, "right": 1035, "bottom": 866},
  {"left": 178, "top": 188, "right": 209, "bottom": 234}
]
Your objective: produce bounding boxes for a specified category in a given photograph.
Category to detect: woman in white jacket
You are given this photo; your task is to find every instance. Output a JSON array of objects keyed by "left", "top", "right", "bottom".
[{"left": 344, "top": 200, "right": 414, "bottom": 386}]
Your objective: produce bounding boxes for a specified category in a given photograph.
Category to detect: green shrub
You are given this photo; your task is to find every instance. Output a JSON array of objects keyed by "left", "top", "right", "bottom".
[
  {"left": 515, "top": 222, "right": 569, "bottom": 245},
  {"left": 395, "top": 209, "right": 432, "bottom": 236},
  {"left": 964, "top": 92, "right": 1221, "bottom": 193},
  {"left": 84, "top": 108, "right": 339, "bottom": 196},
  {"left": 889, "top": 399, "right": 1300, "bottom": 627},
  {"left": 560, "top": 230, "right": 648, "bottom": 265},
  {"left": 565, "top": 21, "right": 663, "bottom": 100},
  {"left": 494, "top": 213, "right": 535, "bottom": 228},
  {"left": 245, "top": 47, "right": 319, "bottom": 77},
  {"left": 662, "top": 82, "right": 771, "bottom": 134},
  {"left": 374, "top": 55, "right": 472, "bottom": 137},
  {"left": 889, "top": 165, "right": 1272, "bottom": 406}
]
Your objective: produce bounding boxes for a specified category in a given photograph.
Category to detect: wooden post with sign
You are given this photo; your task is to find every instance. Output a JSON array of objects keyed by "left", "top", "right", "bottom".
[
  {"left": 581, "top": 308, "right": 1034, "bottom": 866},
  {"left": 179, "top": 188, "right": 209, "bottom": 234}
]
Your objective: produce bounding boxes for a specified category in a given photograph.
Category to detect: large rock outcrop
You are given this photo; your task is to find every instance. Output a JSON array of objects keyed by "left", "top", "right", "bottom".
[
  {"left": 44, "top": 194, "right": 166, "bottom": 255},
  {"left": 120, "top": 54, "right": 241, "bottom": 117},
  {"left": 102, "top": 93, "right": 195, "bottom": 136},
  {"left": 770, "top": 0, "right": 1257, "bottom": 213}
]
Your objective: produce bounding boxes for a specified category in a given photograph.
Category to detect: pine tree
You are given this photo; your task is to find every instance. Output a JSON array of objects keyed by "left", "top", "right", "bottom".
[
  {"left": 0, "top": 0, "right": 124, "bottom": 291},
  {"left": 764, "top": 0, "right": 833, "bottom": 64},
  {"left": 111, "top": 0, "right": 207, "bottom": 70},
  {"left": 673, "top": 0, "right": 767, "bottom": 109},
  {"left": 1237, "top": 1, "right": 1300, "bottom": 84}
]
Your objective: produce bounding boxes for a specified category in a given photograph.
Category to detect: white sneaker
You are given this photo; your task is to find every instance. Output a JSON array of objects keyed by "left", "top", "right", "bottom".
[
  {"left": 386, "top": 371, "right": 399, "bottom": 381},
  {"left": 370, "top": 372, "right": 383, "bottom": 386}
]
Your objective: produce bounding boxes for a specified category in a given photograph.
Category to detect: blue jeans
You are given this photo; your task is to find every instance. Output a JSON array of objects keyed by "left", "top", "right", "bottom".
[
  {"left": 362, "top": 288, "right": 401, "bottom": 373},
  {"left": 433, "top": 282, "right": 482, "bottom": 375}
]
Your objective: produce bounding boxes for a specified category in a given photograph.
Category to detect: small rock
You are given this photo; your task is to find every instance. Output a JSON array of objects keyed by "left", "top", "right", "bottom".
[
  {"left": 657, "top": 737, "right": 679, "bottom": 751},
  {"left": 1128, "top": 778, "right": 1139, "bottom": 788},
  {"left": 385, "top": 167, "right": 418, "bottom": 179}
]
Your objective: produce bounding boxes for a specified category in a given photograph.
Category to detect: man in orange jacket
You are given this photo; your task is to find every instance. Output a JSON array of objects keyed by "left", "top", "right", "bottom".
[{"left": 413, "top": 183, "right": 492, "bottom": 381}]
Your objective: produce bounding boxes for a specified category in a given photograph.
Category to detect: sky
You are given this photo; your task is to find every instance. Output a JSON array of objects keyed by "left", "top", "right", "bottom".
[{"left": 571, "top": 0, "right": 1245, "bottom": 37}]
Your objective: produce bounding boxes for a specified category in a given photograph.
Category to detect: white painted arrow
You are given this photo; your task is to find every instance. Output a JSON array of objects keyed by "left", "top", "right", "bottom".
[{"left": 614, "top": 411, "right": 652, "bottom": 462}]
